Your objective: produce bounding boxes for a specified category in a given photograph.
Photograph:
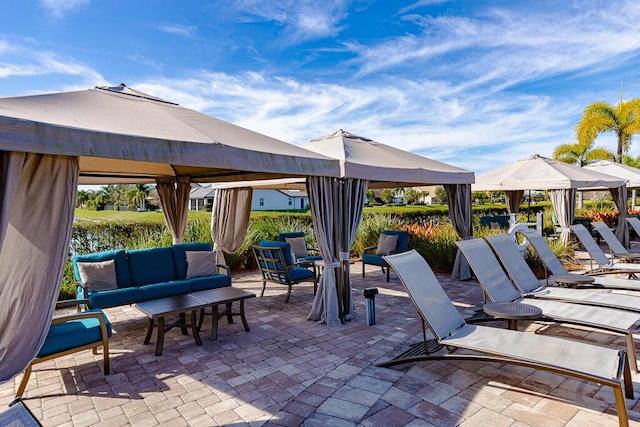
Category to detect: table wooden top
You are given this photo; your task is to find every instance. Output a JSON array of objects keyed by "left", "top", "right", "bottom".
[
  {"left": 191, "top": 287, "right": 256, "bottom": 305},
  {"left": 134, "top": 293, "right": 209, "bottom": 318}
]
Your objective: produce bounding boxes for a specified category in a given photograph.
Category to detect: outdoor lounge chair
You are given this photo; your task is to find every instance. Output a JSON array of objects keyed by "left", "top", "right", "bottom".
[
  {"left": 377, "top": 250, "right": 632, "bottom": 426},
  {"left": 457, "top": 238, "right": 640, "bottom": 373},
  {"left": 627, "top": 217, "right": 640, "bottom": 240},
  {"left": 277, "top": 231, "right": 322, "bottom": 266},
  {"left": 16, "top": 299, "right": 111, "bottom": 398},
  {"left": 519, "top": 228, "right": 640, "bottom": 291},
  {"left": 486, "top": 234, "right": 640, "bottom": 314},
  {"left": 571, "top": 223, "right": 640, "bottom": 276},
  {"left": 592, "top": 221, "right": 640, "bottom": 262},
  {"left": 252, "top": 241, "right": 317, "bottom": 303},
  {"left": 362, "top": 230, "right": 410, "bottom": 282}
]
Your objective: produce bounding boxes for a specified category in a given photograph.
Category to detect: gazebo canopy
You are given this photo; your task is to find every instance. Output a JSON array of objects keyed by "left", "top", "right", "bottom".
[
  {"left": 303, "top": 129, "right": 474, "bottom": 188},
  {"left": 0, "top": 84, "right": 340, "bottom": 184},
  {"left": 583, "top": 160, "right": 640, "bottom": 189},
  {"left": 473, "top": 154, "right": 626, "bottom": 191}
]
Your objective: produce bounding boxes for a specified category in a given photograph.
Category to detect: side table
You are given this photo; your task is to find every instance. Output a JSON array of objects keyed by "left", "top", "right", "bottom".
[{"left": 483, "top": 301, "right": 542, "bottom": 331}]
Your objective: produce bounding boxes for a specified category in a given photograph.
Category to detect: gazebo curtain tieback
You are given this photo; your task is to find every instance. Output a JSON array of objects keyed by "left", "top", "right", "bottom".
[{"left": 339, "top": 252, "right": 350, "bottom": 261}]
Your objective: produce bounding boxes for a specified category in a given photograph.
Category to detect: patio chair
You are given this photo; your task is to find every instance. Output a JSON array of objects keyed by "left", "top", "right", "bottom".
[
  {"left": 627, "top": 217, "right": 640, "bottom": 240},
  {"left": 252, "top": 241, "right": 317, "bottom": 303},
  {"left": 457, "top": 238, "right": 640, "bottom": 373},
  {"left": 377, "top": 250, "right": 632, "bottom": 426},
  {"left": 16, "top": 299, "right": 111, "bottom": 398},
  {"left": 519, "top": 228, "right": 640, "bottom": 292},
  {"left": 571, "top": 223, "right": 640, "bottom": 277},
  {"left": 592, "top": 221, "right": 640, "bottom": 262},
  {"left": 0, "top": 399, "right": 41, "bottom": 427},
  {"left": 277, "top": 231, "right": 322, "bottom": 267},
  {"left": 486, "top": 234, "right": 640, "bottom": 314},
  {"left": 362, "top": 230, "right": 410, "bottom": 282}
]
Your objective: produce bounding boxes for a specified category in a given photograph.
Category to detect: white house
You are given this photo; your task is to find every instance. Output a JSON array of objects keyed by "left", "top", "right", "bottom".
[
  {"left": 252, "top": 189, "right": 309, "bottom": 211},
  {"left": 189, "top": 185, "right": 309, "bottom": 211}
]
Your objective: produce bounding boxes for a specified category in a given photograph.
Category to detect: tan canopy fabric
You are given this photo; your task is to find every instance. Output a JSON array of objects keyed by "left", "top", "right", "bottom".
[
  {"left": 0, "top": 84, "right": 340, "bottom": 184},
  {"left": 584, "top": 160, "right": 640, "bottom": 188},
  {"left": 0, "top": 153, "right": 78, "bottom": 382},
  {"left": 156, "top": 176, "right": 191, "bottom": 244},
  {"left": 210, "top": 188, "right": 253, "bottom": 266}
]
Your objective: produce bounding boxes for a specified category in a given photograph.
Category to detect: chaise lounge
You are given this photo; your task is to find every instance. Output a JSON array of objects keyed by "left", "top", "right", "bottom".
[{"left": 378, "top": 250, "right": 632, "bottom": 426}]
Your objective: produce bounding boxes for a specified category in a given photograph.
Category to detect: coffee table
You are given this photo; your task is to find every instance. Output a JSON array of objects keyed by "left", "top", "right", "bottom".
[
  {"left": 134, "top": 294, "right": 208, "bottom": 356},
  {"left": 191, "top": 287, "right": 256, "bottom": 340}
]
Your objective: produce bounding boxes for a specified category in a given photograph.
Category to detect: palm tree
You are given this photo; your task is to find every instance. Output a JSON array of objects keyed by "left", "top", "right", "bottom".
[
  {"left": 553, "top": 139, "right": 614, "bottom": 166},
  {"left": 576, "top": 99, "right": 640, "bottom": 163}
]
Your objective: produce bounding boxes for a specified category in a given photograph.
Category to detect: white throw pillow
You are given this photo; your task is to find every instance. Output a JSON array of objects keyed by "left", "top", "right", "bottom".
[
  {"left": 376, "top": 234, "right": 398, "bottom": 255},
  {"left": 285, "top": 237, "right": 308, "bottom": 258},
  {"left": 186, "top": 251, "right": 218, "bottom": 278},
  {"left": 77, "top": 259, "right": 118, "bottom": 292}
]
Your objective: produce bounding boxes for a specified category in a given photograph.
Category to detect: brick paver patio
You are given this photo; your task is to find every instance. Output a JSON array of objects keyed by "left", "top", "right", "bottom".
[{"left": 2, "top": 259, "right": 640, "bottom": 426}]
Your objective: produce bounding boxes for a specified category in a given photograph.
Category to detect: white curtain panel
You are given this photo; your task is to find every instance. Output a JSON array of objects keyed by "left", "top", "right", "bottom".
[
  {"left": 446, "top": 184, "right": 472, "bottom": 280},
  {"left": 0, "top": 153, "right": 78, "bottom": 382},
  {"left": 156, "top": 176, "right": 191, "bottom": 244},
  {"left": 210, "top": 187, "right": 253, "bottom": 266},
  {"left": 610, "top": 186, "right": 629, "bottom": 248},
  {"left": 549, "top": 188, "right": 576, "bottom": 244},
  {"left": 307, "top": 176, "right": 341, "bottom": 326}
]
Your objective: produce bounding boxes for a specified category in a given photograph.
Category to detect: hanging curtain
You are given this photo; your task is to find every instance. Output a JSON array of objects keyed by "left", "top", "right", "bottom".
[
  {"left": 549, "top": 188, "right": 576, "bottom": 244},
  {"left": 0, "top": 152, "right": 26, "bottom": 247},
  {"left": 156, "top": 176, "right": 191, "bottom": 244},
  {"left": 337, "top": 178, "right": 368, "bottom": 321},
  {"left": 505, "top": 190, "right": 524, "bottom": 214},
  {"left": 210, "top": 187, "right": 253, "bottom": 266},
  {"left": 610, "top": 186, "right": 629, "bottom": 248},
  {"left": 307, "top": 176, "right": 341, "bottom": 326},
  {"left": 445, "top": 184, "right": 472, "bottom": 280},
  {"left": 0, "top": 153, "right": 79, "bottom": 382}
]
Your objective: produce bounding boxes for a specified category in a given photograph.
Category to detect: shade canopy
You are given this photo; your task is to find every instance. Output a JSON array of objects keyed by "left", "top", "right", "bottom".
[
  {"left": 473, "top": 154, "right": 626, "bottom": 191},
  {"left": 583, "top": 160, "right": 640, "bottom": 189},
  {"left": 303, "top": 129, "right": 474, "bottom": 188},
  {"left": 0, "top": 84, "right": 340, "bottom": 184}
]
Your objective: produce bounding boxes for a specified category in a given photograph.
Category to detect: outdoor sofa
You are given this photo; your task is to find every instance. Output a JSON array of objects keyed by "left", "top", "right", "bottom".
[{"left": 73, "top": 242, "right": 231, "bottom": 309}]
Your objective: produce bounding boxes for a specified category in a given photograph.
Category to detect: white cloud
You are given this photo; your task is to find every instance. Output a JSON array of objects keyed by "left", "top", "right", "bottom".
[
  {"left": 40, "top": 0, "right": 89, "bottom": 18},
  {"left": 156, "top": 23, "right": 197, "bottom": 38},
  {"left": 228, "top": 0, "right": 349, "bottom": 44}
]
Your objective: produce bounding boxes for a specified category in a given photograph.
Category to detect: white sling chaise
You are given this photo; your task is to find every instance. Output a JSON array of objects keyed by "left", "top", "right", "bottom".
[
  {"left": 592, "top": 221, "right": 640, "bottom": 262},
  {"left": 377, "top": 250, "right": 632, "bottom": 426},
  {"left": 487, "top": 233, "right": 640, "bottom": 314},
  {"left": 571, "top": 223, "right": 640, "bottom": 276},
  {"left": 457, "top": 238, "right": 640, "bottom": 373}
]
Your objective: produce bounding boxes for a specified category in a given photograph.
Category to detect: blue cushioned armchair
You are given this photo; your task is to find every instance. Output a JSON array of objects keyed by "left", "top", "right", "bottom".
[
  {"left": 253, "top": 240, "right": 317, "bottom": 303},
  {"left": 276, "top": 231, "right": 322, "bottom": 266},
  {"left": 361, "top": 230, "right": 410, "bottom": 282},
  {"left": 16, "top": 299, "right": 112, "bottom": 398}
]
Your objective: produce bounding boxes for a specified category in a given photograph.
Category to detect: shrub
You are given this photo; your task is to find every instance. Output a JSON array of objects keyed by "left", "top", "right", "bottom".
[{"left": 403, "top": 222, "right": 459, "bottom": 274}]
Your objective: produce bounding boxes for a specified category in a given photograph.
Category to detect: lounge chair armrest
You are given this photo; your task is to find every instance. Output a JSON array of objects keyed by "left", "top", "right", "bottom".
[
  {"left": 215, "top": 264, "right": 231, "bottom": 276},
  {"left": 307, "top": 247, "right": 321, "bottom": 255},
  {"left": 55, "top": 299, "right": 92, "bottom": 310},
  {"left": 51, "top": 309, "right": 106, "bottom": 327},
  {"left": 362, "top": 246, "right": 377, "bottom": 255}
]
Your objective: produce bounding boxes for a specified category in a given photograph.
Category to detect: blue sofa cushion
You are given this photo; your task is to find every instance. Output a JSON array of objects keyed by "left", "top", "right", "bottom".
[
  {"left": 38, "top": 309, "right": 112, "bottom": 358},
  {"left": 172, "top": 242, "right": 213, "bottom": 279},
  {"left": 128, "top": 247, "right": 176, "bottom": 286},
  {"left": 289, "top": 267, "right": 314, "bottom": 281},
  {"left": 362, "top": 253, "right": 387, "bottom": 267},
  {"left": 89, "top": 288, "right": 144, "bottom": 309},
  {"left": 188, "top": 275, "right": 232, "bottom": 292},
  {"left": 73, "top": 249, "right": 131, "bottom": 288},
  {"left": 141, "top": 281, "right": 191, "bottom": 300},
  {"left": 258, "top": 240, "right": 294, "bottom": 266}
]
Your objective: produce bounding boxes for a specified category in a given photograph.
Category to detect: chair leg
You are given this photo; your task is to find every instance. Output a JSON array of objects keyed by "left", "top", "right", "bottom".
[
  {"left": 261, "top": 281, "right": 266, "bottom": 297},
  {"left": 15, "top": 364, "right": 32, "bottom": 398},
  {"left": 386, "top": 265, "right": 390, "bottom": 282},
  {"left": 362, "top": 262, "right": 365, "bottom": 278},
  {"left": 285, "top": 285, "right": 292, "bottom": 303}
]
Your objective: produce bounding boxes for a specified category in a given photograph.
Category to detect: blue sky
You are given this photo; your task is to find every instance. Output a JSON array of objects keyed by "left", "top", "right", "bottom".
[{"left": 2, "top": 0, "right": 640, "bottom": 174}]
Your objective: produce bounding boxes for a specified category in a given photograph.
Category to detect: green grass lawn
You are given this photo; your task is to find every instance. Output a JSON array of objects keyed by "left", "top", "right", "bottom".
[{"left": 74, "top": 209, "right": 212, "bottom": 222}]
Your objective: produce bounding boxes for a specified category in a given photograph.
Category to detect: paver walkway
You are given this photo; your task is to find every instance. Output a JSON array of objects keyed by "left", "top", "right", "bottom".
[{"left": 2, "top": 260, "right": 640, "bottom": 426}]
